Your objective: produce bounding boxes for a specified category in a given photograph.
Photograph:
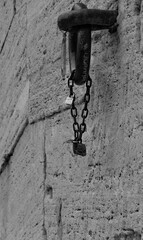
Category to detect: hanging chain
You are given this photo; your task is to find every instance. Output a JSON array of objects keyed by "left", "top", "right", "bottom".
[{"left": 68, "top": 70, "right": 92, "bottom": 143}]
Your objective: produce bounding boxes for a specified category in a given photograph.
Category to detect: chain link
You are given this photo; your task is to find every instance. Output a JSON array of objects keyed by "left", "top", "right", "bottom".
[{"left": 68, "top": 71, "right": 92, "bottom": 143}]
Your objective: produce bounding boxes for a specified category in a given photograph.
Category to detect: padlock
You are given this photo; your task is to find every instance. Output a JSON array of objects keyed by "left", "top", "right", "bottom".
[
  {"left": 65, "top": 96, "right": 74, "bottom": 105},
  {"left": 73, "top": 141, "right": 86, "bottom": 156}
]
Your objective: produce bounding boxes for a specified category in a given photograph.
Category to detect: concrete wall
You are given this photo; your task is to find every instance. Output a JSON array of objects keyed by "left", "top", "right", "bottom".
[{"left": 0, "top": 0, "right": 143, "bottom": 239}]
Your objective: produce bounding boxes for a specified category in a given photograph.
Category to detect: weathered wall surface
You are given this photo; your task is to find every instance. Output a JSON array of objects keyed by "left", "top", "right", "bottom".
[{"left": 0, "top": 0, "right": 143, "bottom": 239}]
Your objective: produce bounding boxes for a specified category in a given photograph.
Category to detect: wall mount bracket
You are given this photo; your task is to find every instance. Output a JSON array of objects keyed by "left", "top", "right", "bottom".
[
  {"left": 57, "top": 3, "right": 118, "bottom": 156},
  {"left": 57, "top": 3, "right": 118, "bottom": 86},
  {"left": 58, "top": 7, "right": 118, "bottom": 33}
]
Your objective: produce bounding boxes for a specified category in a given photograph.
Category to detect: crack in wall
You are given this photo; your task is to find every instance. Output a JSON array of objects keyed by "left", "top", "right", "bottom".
[
  {"left": 0, "top": 0, "right": 16, "bottom": 54},
  {"left": 37, "top": 122, "right": 63, "bottom": 240},
  {"left": 134, "top": 0, "right": 142, "bottom": 52},
  {"left": 0, "top": 118, "right": 28, "bottom": 175},
  {"left": 42, "top": 126, "right": 48, "bottom": 240},
  {"left": 13, "top": 0, "right": 16, "bottom": 13},
  {"left": 0, "top": 16, "right": 15, "bottom": 54},
  {"left": 140, "top": 0, "right": 143, "bottom": 53},
  {"left": 56, "top": 198, "right": 63, "bottom": 240}
]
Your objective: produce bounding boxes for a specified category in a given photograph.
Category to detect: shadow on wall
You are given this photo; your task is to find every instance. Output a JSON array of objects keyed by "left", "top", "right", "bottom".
[{"left": 114, "top": 229, "right": 141, "bottom": 240}]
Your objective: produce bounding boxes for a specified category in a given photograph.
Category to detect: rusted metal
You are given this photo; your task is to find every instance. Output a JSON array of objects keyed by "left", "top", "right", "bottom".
[
  {"left": 58, "top": 3, "right": 118, "bottom": 85},
  {"left": 58, "top": 8, "right": 118, "bottom": 32}
]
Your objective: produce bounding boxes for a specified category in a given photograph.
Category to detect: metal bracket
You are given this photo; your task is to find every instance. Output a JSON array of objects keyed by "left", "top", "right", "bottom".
[
  {"left": 57, "top": 3, "right": 118, "bottom": 85},
  {"left": 58, "top": 8, "right": 118, "bottom": 33}
]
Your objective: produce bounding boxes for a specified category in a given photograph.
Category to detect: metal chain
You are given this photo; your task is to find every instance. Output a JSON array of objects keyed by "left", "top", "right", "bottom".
[{"left": 68, "top": 71, "right": 92, "bottom": 143}]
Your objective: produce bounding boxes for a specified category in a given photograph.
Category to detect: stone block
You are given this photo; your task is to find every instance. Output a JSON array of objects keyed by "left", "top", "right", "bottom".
[{"left": 0, "top": 122, "right": 45, "bottom": 240}]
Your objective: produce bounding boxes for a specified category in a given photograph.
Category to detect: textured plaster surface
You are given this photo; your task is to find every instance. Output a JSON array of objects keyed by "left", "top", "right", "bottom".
[{"left": 0, "top": 0, "right": 143, "bottom": 239}]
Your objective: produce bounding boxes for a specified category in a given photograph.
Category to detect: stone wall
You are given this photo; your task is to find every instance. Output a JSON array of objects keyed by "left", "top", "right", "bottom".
[{"left": 0, "top": 0, "right": 143, "bottom": 239}]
